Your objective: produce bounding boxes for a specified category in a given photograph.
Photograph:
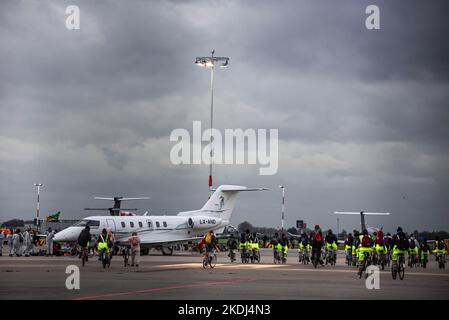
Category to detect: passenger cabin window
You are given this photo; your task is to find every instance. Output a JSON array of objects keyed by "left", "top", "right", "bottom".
[
  {"left": 121, "top": 222, "right": 125, "bottom": 228},
  {"left": 163, "top": 221, "right": 167, "bottom": 228},
  {"left": 156, "top": 221, "right": 160, "bottom": 228},
  {"left": 130, "top": 222, "right": 134, "bottom": 228},
  {"left": 148, "top": 221, "right": 153, "bottom": 228},
  {"left": 138, "top": 222, "right": 143, "bottom": 228}
]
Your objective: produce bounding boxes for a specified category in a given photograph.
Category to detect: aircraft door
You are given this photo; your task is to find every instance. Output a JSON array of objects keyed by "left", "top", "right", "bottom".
[
  {"left": 146, "top": 219, "right": 154, "bottom": 231},
  {"left": 106, "top": 219, "right": 116, "bottom": 232}
]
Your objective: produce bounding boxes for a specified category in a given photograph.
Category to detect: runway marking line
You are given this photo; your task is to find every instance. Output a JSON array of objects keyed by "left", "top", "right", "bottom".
[
  {"left": 157, "top": 263, "right": 286, "bottom": 270},
  {"left": 71, "top": 278, "right": 257, "bottom": 300}
]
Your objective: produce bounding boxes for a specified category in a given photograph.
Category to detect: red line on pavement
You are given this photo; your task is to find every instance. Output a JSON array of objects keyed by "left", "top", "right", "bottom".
[{"left": 71, "top": 278, "right": 257, "bottom": 300}]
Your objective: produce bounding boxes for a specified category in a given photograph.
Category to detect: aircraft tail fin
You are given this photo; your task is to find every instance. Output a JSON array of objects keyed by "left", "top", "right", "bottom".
[{"left": 178, "top": 185, "right": 267, "bottom": 223}]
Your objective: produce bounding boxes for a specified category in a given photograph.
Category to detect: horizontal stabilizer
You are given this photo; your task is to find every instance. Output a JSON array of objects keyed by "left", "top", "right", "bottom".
[{"left": 334, "top": 211, "right": 390, "bottom": 216}]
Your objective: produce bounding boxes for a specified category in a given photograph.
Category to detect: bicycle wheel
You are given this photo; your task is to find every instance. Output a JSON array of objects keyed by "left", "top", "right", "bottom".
[
  {"left": 102, "top": 253, "right": 107, "bottom": 269},
  {"left": 398, "top": 263, "right": 405, "bottom": 280},
  {"left": 209, "top": 254, "right": 217, "bottom": 268},
  {"left": 202, "top": 257, "right": 208, "bottom": 268}
]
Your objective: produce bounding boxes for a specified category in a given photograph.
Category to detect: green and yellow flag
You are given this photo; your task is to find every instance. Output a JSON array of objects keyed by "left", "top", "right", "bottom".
[{"left": 46, "top": 211, "right": 61, "bottom": 222}]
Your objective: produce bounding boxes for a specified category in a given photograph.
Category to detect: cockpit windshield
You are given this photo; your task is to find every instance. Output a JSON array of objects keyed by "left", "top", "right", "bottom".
[{"left": 73, "top": 220, "right": 100, "bottom": 228}]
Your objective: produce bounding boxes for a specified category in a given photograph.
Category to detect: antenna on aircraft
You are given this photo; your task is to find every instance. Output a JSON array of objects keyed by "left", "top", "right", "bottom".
[
  {"left": 334, "top": 211, "right": 390, "bottom": 231},
  {"left": 85, "top": 196, "right": 150, "bottom": 216}
]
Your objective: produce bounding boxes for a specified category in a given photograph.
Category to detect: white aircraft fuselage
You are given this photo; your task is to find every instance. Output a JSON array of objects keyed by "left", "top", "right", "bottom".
[{"left": 53, "top": 185, "right": 266, "bottom": 247}]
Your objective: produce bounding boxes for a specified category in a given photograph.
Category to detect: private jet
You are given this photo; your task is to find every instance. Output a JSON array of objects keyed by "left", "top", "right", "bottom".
[{"left": 54, "top": 185, "right": 266, "bottom": 255}]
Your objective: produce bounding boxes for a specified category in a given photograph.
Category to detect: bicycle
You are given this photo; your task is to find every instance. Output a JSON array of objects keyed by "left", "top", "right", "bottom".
[
  {"left": 311, "top": 249, "right": 322, "bottom": 268},
  {"left": 436, "top": 252, "right": 446, "bottom": 269},
  {"left": 326, "top": 248, "right": 336, "bottom": 266},
  {"left": 273, "top": 248, "right": 281, "bottom": 264},
  {"left": 301, "top": 249, "right": 310, "bottom": 265},
  {"left": 392, "top": 253, "right": 405, "bottom": 280},
  {"left": 80, "top": 245, "right": 88, "bottom": 267},
  {"left": 345, "top": 250, "right": 353, "bottom": 266},
  {"left": 378, "top": 252, "right": 386, "bottom": 270},
  {"left": 420, "top": 253, "right": 428, "bottom": 269},
  {"left": 202, "top": 251, "right": 217, "bottom": 268},
  {"left": 228, "top": 249, "right": 236, "bottom": 263},
  {"left": 100, "top": 248, "right": 111, "bottom": 269},
  {"left": 280, "top": 250, "right": 287, "bottom": 264},
  {"left": 241, "top": 247, "right": 250, "bottom": 264},
  {"left": 408, "top": 253, "right": 418, "bottom": 268},
  {"left": 250, "top": 249, "right": 261, "bottom": 264},
  {"left": 358, "top": 251, "right": 372, "bottom": 279},
  {"left": 122, "top": 245, "right": 131, "bottom": 267}
]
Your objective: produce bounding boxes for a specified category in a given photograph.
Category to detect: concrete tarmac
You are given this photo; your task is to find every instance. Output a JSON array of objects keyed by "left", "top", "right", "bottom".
[{"left": 1, "top": 249, "right": 448, "bottom": 300}]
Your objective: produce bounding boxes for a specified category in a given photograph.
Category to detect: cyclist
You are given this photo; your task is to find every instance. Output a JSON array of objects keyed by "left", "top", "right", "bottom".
[
  {"left": 373, "top": 230, "right": 386, "bottom": 265},
  {"left": 299, "top": 232, "right": 311, "bottom": 262},
  {"left": 357, "top": 229, "right": 372, "bottom": 271},
  {"left": 384, "top": 232, "right": 393, "bottom": 265},
  {"left": 433, "top": 236, "right": 447, "bottom": 263},
  {"left": 98, "top": 228, "right": 112, "bottom": 261},
  {"left": 408, "top": 236, "right": 419, "bottom": 267},
  {"left": 352, "top": 230, "right": 360, "bottom": 266},
  {"left": 77, "top": 226, "right": 91, "bottom": 261},
  {"left": 279, "top": 232, "right": 289, "bottom": 262},
  {"left": 270, "top": 233, "right": 280, "bottom": 261},
  {"left": 310, "top": 225, "right": 324, "bottom": 266},
  {"left": 419, "top": 239, "right": 430, "bottom": 267},
  {"left": 203, "top": 230, "right": 219, "bottom": 262},
  {"left": 325, "top": 229, "right": 338, "bottom": 265},
  {"left": 344, "top": 233, "right": 354, "bottom": 264},
  {"left": 391, "top": 227, "right": 409, "bottom": 267},
  {"left": 239, "top": 229, "right": 250, "bottom": 256},
  {"left": 250, "top": 232, "right": 260, "bottom": 262},
  {"left": 226, "top": 234, "right": 238, "bottom": 262}
]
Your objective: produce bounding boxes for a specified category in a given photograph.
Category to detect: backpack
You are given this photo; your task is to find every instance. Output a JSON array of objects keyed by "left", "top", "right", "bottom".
[
  {"left": 314, "top": 232, "right": 322, "bottom": 243},
  {"left": 438, "top": 241, "right": 445, "bottom": 250},
  {"left": 409, "top": 241, "right": 416, "bottom": 249},
  {"left": 131, "top": 236, "right": 139, "bottom": 247},
  {"left": 205, "top": 233, "right": 212, "bottom": 245},
  {"left": 397, "top": 235, "right": 409, "bottom": 250},
  {"left": 361, "top": 235, "right": 371, "bottom": 247}
]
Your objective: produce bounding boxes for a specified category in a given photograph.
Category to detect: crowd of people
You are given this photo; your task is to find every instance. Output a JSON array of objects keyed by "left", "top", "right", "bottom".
[
  {"left": 0, "top": 227, "right": 58, "bottom": 257},
  {"left": 197, "top": 225, "right": 448, "bottom": 271}
]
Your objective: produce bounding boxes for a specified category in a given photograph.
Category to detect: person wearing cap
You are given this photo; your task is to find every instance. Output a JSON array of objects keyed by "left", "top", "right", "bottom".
[{"left": 128, "top": 231, "right": 141, "bottom": 267}]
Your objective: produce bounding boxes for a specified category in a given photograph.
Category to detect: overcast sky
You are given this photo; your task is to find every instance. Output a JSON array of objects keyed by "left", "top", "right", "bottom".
[{"left": 1, "top": 0, "right": 448, "bottom": 233}]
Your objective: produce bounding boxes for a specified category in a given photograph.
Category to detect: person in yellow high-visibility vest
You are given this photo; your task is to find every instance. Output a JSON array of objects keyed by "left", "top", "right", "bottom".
[
  {"left": 97, "top": 228, "right": 110, "bottom": 260},
  {"left": 357, "top": 229, "right": 372, "bottom": 264}
]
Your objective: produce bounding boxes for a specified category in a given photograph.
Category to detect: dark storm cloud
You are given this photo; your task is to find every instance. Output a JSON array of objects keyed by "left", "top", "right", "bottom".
[{"left": 1, "top": 0, "right": 448, "bottom": 232}]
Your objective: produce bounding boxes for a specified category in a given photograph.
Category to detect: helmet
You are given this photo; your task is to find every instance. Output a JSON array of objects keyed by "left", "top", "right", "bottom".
[
  {"left": 85, "top": 226, "right": 90, "bottom": 230},
  {"left": 362, "top": 229, "right": 368, "bottom": 235},
  {"left": 397, "top": 227, "right": 403, "bottom": 233}
]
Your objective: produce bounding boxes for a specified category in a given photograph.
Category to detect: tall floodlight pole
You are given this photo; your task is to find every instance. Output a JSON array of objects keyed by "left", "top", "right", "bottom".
[
  {"left": 279, "top": 185, "right": 285, "bottom": 232},
  {"left": 33, "top": 183, "right": 43, "bottom": 231},
  {"left": 195, "top": 50, "right": 229, "bottom": 197}
]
